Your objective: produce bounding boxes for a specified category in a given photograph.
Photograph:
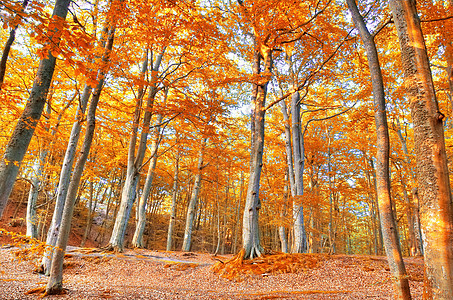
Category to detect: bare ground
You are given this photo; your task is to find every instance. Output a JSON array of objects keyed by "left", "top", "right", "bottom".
[{"left": 0, "top": 246, "right": 424, "bottom": 300}]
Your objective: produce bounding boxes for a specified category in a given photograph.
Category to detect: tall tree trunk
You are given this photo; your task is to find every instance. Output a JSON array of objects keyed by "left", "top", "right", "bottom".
[
  {"left": 326, "top": 126, "right": 335, "bottom": 254},
  {"left": 399, "top": 171, "right": 417, "bottom": 256},
  {"left": 182, "top": 137, "right": 207, "bottom": 252},
  {"left": 0, "top": 0, "right": 71, "bottom": 217},
  {"left": 411, "top": 188, "right": 424, "bottom": 256},
  {"left": 46, "top": 25, "right": 115, "bottom": 294},
  {"left": 279, "top": 99, "right": 296, "bottom": 196},
  {"left": 232, "top": 172, "right": 243, "bottom": 254},
  {"left": 26, "top": 97, "right": 52, "bottom": 239},
  {"left": 39, "top": 18, "right": 107, "bottom": 273},
  {"left": 132, "top": 112, "right": 163, "bottom": 247},
  {"left": 390, "top": 1, "right": 453, "bottom": 298},
  {"left": 290, "top": 91, "right": 307, "bottom": 253},
  {"left": 0, "top": 0, "right": 29, "bottom": 90},
  {"left": 108, "top": 49, "right": 165, "bottom": 252},
  {"left": 94, "top": 173, "right": 115, "bottom": 244},
  {"left": 214, "top": 184, "right": 221, "bottom": 255},
  {"left": 38, "top": 0, "right": 101, "bottom": 271},
  {"left": 27, "top": 93, "right": 73, "bottom": 239},
  {"left": 166, "top": 151, "right": 179, "bottom": 251},
  {"left": 26, "top": 154, "right": 43, "bottom": 239},
  {"left": 347, "top": 1, "right": 412, "bottom": 298},
  {"left": 242, "top": 46, "right": 272, "bottom": 259},
  {"left": 370, "top": 157, "right": 384, "bottom": 253},
  {"left": 279, "top": 172, "right": 289, "bottom": 253}
]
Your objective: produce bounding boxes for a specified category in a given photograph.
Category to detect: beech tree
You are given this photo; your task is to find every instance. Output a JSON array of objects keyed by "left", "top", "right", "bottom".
[
  {"left": 46, "top": 18, "right": 117, "bottom": 294},
  {"left": 0, "top": 0, "right": 29, "bottom": 90},
  {"left": 0, "top": 0, "right": 72, "bottom": 217},
  {"left": 346, "top": 0, "right": 411, "bottom": 298},
  {"left": 182, "top": 136, "right": 207, "bottom": 251},
  {"left": 107, "top": 48, "right": 164, "bottom": 252},
  {"left": 389, "top": 0, "right": 453, "bottom": 298},
  {"left": 1, "top": 3, "right": 453, "bottom": 298}
]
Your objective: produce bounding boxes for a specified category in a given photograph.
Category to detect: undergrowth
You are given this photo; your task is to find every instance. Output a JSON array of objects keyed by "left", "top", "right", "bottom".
[
  {"left": 0, "top": 228, "right": 52, "bottom": 267},
  {"left": 212, "top": 249, "right": 328, "bottom": 281}
]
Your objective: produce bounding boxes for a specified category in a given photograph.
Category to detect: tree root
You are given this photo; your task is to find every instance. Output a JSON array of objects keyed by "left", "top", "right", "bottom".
[
  {"left": 25, "top": 286, "right": 68, "bottom": 297},
  {"left": 100, "top": 244, "right": 122, "bottom": 253}
]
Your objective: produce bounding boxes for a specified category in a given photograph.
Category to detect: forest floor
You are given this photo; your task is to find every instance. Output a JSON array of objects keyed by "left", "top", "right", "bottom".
[
  {"left": 0, "top": 244, "right": 425, "bottom": 299},
  {"left": 0, "top": 188, "right": 425, "bottom": 299}
]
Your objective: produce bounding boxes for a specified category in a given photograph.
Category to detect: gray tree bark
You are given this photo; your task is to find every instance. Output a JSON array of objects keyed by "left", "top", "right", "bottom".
[
  {"left": 0, "top": 0, "right": 29, "bottom": 90},
  {"left": 46, "top": 25, "right": 116, "bottom": 295},
  {"left": 0, "top": 0, "right": 71, "bottom": 217},
  {"left": 182, "top": 137, "right": 207, "bottom": 251},
  {"left": 108, "top": 49, "right": 165, "bottom": 252},
  {"left": 278, "top": 172, "right": 289, "bottom": 253},
  {"left": 347, "top": 1, "right": 412, "bottom": 298},
  {"left": 242, "top": 46, "right": 272, "bottom": 259},
  {"left": 40, "top": 83, "right": 92, "bottom": 275},
  {"left": 166, "top": 151, "right": 179, "bottom": 251},
  {"left": 27, "top": 94, "right": 74, "bottom": 239},
  {"left": 132, "top": 112, "right": 163, "bottom": 247},
  {"left": 290, "top": 91, "right": 307, "bottom": 253}
]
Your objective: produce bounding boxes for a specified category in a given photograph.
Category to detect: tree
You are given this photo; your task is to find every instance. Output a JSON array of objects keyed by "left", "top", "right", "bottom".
[
  {"left": 132, "top": 93, "right": 166, "bottom": 247},
  {"left": 182, "top": 136, "right": 207, "bottom": 251},
  {"left": 46, "top": 22, "right": 117, "bottom": 294},
  {"left": 106, "top": 48, "right": 164, "bottom": 252},
  {"left": 0, "top": 0, "right": 29, "bottom": 90},
  {"left": 346, "top": 0, "right": 411, "bottom": 298},
  {"left": 0, "top": 0, "right": 72, "bottom": 217},
  {"left": 166, "top": 149, "right": 180, "bottom": 251},
  {"left": 389, "top": 0, "right": 453, "bottom": 298}
]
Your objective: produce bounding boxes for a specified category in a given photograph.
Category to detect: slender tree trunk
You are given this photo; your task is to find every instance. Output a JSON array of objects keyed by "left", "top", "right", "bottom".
[
  {"left": 26, "top": 148, "right": 46, "bottom": 239},
  {"left": 290, "top": 91, "right": 307, "bottom": 253},
  {"left": 95, "top": 174, "right": 115, "bottom": 244},
  {"left": 279, "top": 172, "right": 289, "bottom": 253},
  {"left": 0, "top": 0, "right": 71, "bottom": 217},
  {"left": 363, "top": 153, "right": 379, "bottom": 255},
  {"left": 280, "top": 91, "right": 306, "bottom": 253},
  {"left": 370, "top": 157, "right": 384, "bottom": 253},
  {"left": 39, "top": 36, "right": 101, "bottom": 274},
  {"left": 107, "top": 52, "right": 148, "bottom": 251},
  {"left": 81, "top": 181, "right": 102, "bottom": 247},
  {"left": 166, "top": 151, "right": 179, "bottom": 251},
  {"left": 182, "top": 137, "right": 207, "bottom": 252},
  {"left": 279, "top": 99, "right": 296, "bottom": 196},
  {"left": 222, "top": 179, "right": 229, "bottom": 254},
  {"left": 214, "top": 188, "right": 221, "bottom": 254},
  {"left": 108, "top": 49, "right": 165, "bottom": 252},
  {"left": 27, "top": 94, "right": 73, "bottom": 239},
  {"left": 0, "top": 0, "right": 29, "bottom": 90},
  {"left": 347, "top": 1, "right": 412, "bottom": 298},
  {"left": 232, "top": 172, "right": 243, "bottom": 254},
  {"left": 38, "top": 10, "right": 103, "bottom": 272},
  {"left": 242, "top": 46, "right": 272, "bottom": 259},
  {"left": 46, "top": 25, "right": 115, "bottom": 294},
  {"left": 390, "top": 1, "right": 453, "bottom": 298},
  {"left": 326, "top": 127, "right": 335, "bottom": 254},
  {"left": 399, "top": 173, "right": 417, "bottom": 256},
  {"left": 411, "top": 188, "right": 424, "bottom": 256},
  {"left": 132, "top": 112, "right": 163, "bottom": 247}
]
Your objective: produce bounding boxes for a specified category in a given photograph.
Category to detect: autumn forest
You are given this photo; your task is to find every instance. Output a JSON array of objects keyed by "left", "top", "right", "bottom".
[{"left": 0, "top": 0, "right": 452, "bottom": 298}]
